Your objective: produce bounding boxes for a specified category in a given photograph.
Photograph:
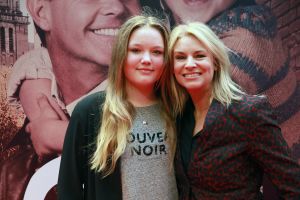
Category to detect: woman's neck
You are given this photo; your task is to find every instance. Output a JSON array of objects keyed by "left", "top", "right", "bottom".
[
  {"left": 189, "top": 89, "right": 213, "bottom": 135},
  {"left": 190, "top": 88, "right": 213, "bottom": 113}
]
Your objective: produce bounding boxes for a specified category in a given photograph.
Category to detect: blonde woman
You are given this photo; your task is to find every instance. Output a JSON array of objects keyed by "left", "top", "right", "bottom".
[
  {"left": 57, "top": 15, "right": 178, "bottom": 200},
  {"left": 168, "top": 22, "right": 300, "bottom": 199}
]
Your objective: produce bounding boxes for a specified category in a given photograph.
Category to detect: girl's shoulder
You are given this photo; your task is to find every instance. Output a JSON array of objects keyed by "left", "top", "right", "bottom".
[{"left": 72, "top": 91, "right": 106, "bottom": 117}]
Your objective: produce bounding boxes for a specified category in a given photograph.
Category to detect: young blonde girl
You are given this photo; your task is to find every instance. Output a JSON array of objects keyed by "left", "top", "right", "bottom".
[{"left": 58, "top": 14, "right": 178, "bottom": 200}]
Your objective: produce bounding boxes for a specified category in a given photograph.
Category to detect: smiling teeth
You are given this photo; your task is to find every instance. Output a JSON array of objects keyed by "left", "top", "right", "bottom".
[
  {"left": 184, "top": 73, "right": 200, "bottom": 78},
  {"left": 94, "top": 28, "right": 119, "bottom": 36}
]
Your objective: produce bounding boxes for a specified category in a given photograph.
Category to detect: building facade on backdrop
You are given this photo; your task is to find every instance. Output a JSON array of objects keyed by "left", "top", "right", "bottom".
[{"left": 0, "top": 0, "right": 29, "bottom": 66}]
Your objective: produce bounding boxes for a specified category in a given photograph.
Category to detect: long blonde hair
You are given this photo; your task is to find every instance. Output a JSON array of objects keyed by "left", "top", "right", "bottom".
[
  {"left": 168, "top": 22, "right": 245, "bottom": 115},
  {"left": 90, "top": 15, "right": 176, "bottom": 176}
]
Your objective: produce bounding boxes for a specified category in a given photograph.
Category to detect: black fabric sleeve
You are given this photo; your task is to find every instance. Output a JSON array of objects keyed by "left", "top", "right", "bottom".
[
  {"left": 247, "top": 97, "right": 300, "bottom": 199},
  {"left": 57, "top": 102, "right": 87, "bottom": 200}
]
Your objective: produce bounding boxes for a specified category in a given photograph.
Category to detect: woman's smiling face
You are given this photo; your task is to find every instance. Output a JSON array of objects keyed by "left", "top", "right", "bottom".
[{"left": 173, "top": 35, "right": 215, "bottom": 94}]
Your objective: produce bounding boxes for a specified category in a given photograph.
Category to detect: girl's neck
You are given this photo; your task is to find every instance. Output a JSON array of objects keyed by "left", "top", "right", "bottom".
[{"left": 126, "top": 84, "right": 158, "bottom": 107}]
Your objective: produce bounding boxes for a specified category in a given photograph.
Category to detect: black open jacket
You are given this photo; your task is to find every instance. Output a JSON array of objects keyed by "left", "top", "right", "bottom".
[{"left": 58, "top": 91, "right": 122, "bottom": 200}]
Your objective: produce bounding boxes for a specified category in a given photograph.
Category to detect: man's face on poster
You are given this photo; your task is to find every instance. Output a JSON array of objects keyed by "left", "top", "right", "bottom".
[
  {"left": 48, "top": 0, "right": 140, "bottom": 67},
  {"left": 164, "top": 0, "right": 236, "bottom": 23}
]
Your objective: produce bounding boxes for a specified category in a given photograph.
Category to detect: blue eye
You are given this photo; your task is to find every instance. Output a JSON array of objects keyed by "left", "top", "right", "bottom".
[
  {"left": 175, "top": 55, "right": 185, "bottom": 60},
  {"left": 195, "top": 54, "right": 205, "bottom": 59},
  {"left": 152, "top": 50, "right": 163, "bottom": 55},
  {"left": 129, "top": 48, "right": 141, "bottom": 53}
]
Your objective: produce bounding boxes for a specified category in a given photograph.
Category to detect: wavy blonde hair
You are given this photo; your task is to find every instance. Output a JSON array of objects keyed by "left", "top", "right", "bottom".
[
  {"left": 90, "top": 15, "right": 176, "bottom": 176},
  {"left": 168, "top": 22, "right": 245, "bottom": 115}
]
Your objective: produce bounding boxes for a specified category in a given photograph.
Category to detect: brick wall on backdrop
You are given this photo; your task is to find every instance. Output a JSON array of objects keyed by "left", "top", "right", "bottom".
[{"left": 256, "top": 0, "right": 300, "bottom": 81}]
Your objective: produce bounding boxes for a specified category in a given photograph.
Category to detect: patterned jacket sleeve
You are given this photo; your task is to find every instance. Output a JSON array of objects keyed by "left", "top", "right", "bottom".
[{"left": 246, "top": 97, "right": 300, "bottom": 199}]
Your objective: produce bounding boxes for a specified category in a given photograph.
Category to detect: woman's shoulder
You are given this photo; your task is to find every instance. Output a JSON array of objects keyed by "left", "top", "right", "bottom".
[
  {"left": 228, "top": 94, "right": 277, "bottom": 127},
  {"left": 233, "top": 94, "right": 268, "bottom": 106},
  {"left": 240, "top": 94, "right": 268, "bottom": 106},
  {"left": 229, "top": 94, "right": 270, "bottom": 114}
]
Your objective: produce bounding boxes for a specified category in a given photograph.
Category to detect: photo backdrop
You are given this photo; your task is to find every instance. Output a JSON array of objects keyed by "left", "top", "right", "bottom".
[{"left": 0, "top": 0, "right": 299, "bottom": 199}]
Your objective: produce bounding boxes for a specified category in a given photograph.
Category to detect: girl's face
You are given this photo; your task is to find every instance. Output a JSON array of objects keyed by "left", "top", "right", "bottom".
[
  {"left": 173, "top": 35, "right": 215, "bottom": 94},
  {"left": 164, "top": 0, "right": 236, "bottom": 23},
  {"left": 124, "top": 26, "right": 165, "bottom": 91}
]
